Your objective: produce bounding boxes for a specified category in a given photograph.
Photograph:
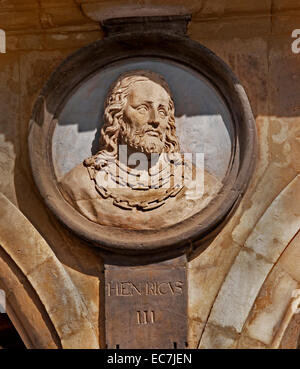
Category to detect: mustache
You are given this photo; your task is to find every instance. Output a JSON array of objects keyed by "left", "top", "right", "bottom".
[
  {"left": 136, "top": 127, "right": 163, "bottom": 140},
  {"left": 120, "top": 119, "right": 164, "bottom": 140}
]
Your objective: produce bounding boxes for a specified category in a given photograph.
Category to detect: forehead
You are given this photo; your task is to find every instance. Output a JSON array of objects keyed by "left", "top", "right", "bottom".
[{"left": 127, "top": 80, "right": 170, "bottom": 105}]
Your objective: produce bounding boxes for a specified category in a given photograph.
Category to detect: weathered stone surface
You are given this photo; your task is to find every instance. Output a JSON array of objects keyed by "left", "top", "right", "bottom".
[
  {"left": 245, "top": 175, "right": 300, "bottom": 263},
  {"left": 201, "top": 249, "right": 273, "bottom": 337},
  {"left": 0, "top": 135, "right": 17, "bottom": 205},
  {"left": 0, "top": 1, "right": 299, "bottom": 349},
  {"left": 9, "top": 48, "right": 103, "bottom": 343},
  {"left": 188, "top": 233, "right": 241, "bottom": 344},
  {"left": 237, "top": 333, "right": 267, "bottom": 349},
  {"left": 7, "top": 30, "right": 101, "bottom": 51},
  {"left": 0, "top": 11, "right": 40, "bottom": 31},
  {"left": 0, "top": 249, "right": 59, "bottom": 348},
  {"left": 78, "top": 0, "right": 202, "bottom": 21},
  {"left": 268, "top": 116, "right": 300, "bottom": 171},
  {"left": 0, "top": 193, "right": 99, "bottom": 348},
  {"left": 0, "top": 54, "right": 19, "bottom": 205},
  {"left": 40, "top": 0, "right": 78, "bottom": 7},
  {"left": 273, "top": 0, "right": 300, "bottom": 12},
  {"left": 244, "top": 265, "right": 298, "bottom": 345},
  {"left": 0, "top": 0, "right": 97, "bottom": 30},
  {"left": 199, "top": 323, "right": 238, "bottom": 349},
  {"left": 232, "top": 116, "right": 300, "bottom": 246},
  {"left": 189, "top": 17, "right": 270, "bottom": 42},
  {"left": 190, "top": 36, "right": 269, "bottom": 117},
  {"left": 78, "top": 0, "right": 273, "bottom": 21},
  {"left": 193, "top": 0, "right": 271, "bottom": 18},
  {"left": 188, "top": 320, "right": 204, "bottom": 349},
  {"left": 232, "top": 164, "right": 298, "bottom": 246},
  {"left": 39, "top": 6, "right": 90, "bottom": 29},
  {"left": 269, "top": 32, "right": 300, "bottom": 116},
  {"left": 279, "top": 311, "right": 300, "bottom": 348},
  {"left": 278, "top": 231, "right": 300, "bottom": 282}
]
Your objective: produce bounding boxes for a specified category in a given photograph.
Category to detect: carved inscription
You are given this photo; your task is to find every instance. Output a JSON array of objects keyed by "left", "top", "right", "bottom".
[
  {"left": 137, "top": 310, "right": 155, "bottom": 325},
  {"left": 105, "top": 256, "right": 187, "bottom": 348},
  {"left": 106, "top": 280, "right": 183, "bottom": 297}
]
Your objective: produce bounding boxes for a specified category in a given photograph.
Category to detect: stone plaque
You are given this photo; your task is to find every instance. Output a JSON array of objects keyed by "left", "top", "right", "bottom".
[{"left": 105, "top": 255, "right": 187, "bottom": 349}]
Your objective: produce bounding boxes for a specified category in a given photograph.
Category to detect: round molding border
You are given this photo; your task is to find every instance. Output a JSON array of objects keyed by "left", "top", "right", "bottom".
[{"left": 28, "top": 30, "right": 257, "bottom": 255}]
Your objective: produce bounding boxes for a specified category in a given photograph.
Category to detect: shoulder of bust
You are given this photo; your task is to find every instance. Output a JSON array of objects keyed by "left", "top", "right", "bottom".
[
  {"left": 59, "top": 163, "right": 95, "bottom": 201},
  {"left": 61, "top": 163, "right": 89, "bottom": 183}
]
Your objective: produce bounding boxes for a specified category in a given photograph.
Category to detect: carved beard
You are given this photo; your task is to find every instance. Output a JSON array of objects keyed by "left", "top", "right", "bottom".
[{"left": 119, "top": 119, "right": 166, "bottom": 154}]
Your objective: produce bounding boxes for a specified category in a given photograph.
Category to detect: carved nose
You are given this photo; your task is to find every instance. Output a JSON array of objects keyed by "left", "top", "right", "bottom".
[
  {"left": 149, "top": 120, "right": 159, "bottom": 128},
  {"left": 149, "top": 109, "right": 159, "bottom": 127}
]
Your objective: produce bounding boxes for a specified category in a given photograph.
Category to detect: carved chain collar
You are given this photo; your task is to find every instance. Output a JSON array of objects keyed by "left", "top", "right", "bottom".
[{"left": 88, "top": 154, "right": 189, "bottom": 210}]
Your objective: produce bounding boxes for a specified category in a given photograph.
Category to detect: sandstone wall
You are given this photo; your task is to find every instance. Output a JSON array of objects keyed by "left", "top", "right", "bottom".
[{"left": 0, "top": 0, "right": 299, "bottom": 348}]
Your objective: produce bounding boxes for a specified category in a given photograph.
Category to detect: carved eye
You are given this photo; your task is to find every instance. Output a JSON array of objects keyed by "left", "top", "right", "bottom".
[
  {"left": 136, "top": 105, "right": 148, "bottom": 114},
  {"left": 158, "top": 109, "right": 167, "bottom": 118}
]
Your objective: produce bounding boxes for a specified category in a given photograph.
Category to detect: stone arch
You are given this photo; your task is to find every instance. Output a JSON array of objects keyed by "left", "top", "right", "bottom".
[
  {"left": 0, "top": 248, "right": 60, "bottom": 348},
  {"left": 0, "top": 193, "right": 99, "bottom": 348},
  {"left": 238, "top": 229, "right": 300, "bottom": 348},
  {"left": 199, "top": 175, "right": 300, "bottom": 348}
]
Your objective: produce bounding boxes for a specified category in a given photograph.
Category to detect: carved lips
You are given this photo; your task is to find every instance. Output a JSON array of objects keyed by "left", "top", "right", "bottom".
[{"left": 145, "top": 129, "right": 161, "bottom": 138}]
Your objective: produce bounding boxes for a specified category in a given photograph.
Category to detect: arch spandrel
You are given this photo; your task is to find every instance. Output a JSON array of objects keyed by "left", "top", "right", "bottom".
[{"left": 0, "top": 193, "right": 99, "bottom": 349}]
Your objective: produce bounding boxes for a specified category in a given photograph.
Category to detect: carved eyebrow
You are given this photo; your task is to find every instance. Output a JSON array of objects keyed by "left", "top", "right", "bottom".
[
  {"left": 132, "top": 101, "right": 168, "bottom": 109},
  {"left": 158, "top": 104, "right": 168, "bottom": 111},
  {"left": 131, "top": 101, "right": 151, "bottom": 107}
]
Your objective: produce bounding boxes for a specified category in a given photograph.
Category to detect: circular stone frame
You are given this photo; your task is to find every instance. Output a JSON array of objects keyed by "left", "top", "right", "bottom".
[{"left": 28, "top": 31, "right": 256, "bottom": 255}]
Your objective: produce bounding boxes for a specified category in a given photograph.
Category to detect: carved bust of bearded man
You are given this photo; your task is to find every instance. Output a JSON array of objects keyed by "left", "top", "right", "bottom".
[{"left": 59, "top": 70, "right": 222, "bottom": 230}]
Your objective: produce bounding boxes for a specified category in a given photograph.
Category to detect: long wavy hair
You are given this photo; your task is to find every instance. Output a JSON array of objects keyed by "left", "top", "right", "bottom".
[{"left": 84, "top": 70, "right": 180, "bottom": 169}]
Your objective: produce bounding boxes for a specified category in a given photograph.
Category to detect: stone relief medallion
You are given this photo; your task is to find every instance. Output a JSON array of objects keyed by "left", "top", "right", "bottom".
[
  {"left": 28, "top": 28, "right": 256, "bottom": 255},
  {"left": 58, "top": 70, "right": 222, "bottom": 230}
]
